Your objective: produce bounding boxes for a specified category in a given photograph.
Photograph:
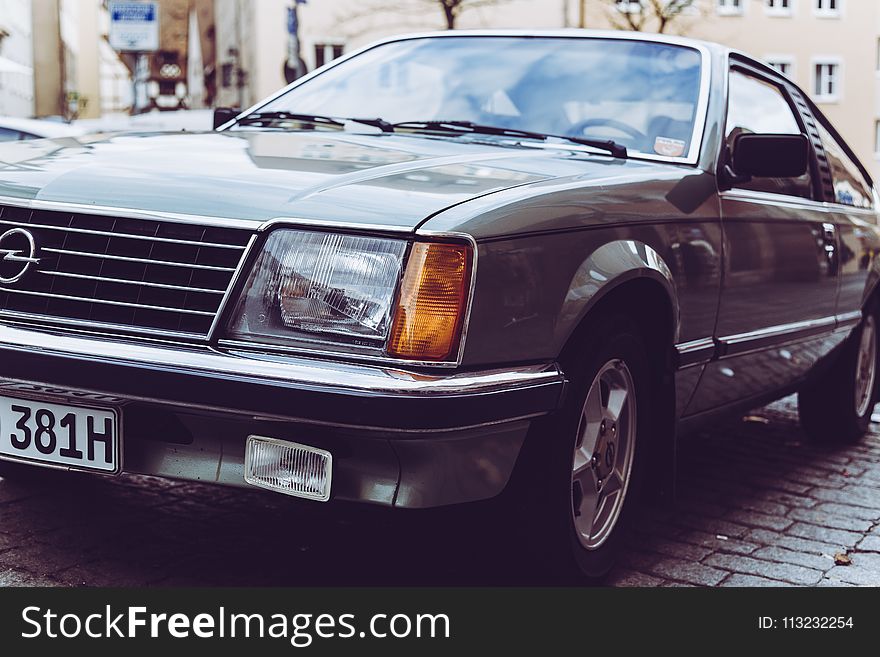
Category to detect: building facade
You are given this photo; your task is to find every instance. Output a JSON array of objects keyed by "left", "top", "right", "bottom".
[
  {"left": 1, "top": 0, "right": 127, "bottom": 119},
  {"left": 0, "top": 0, "right": 36, "bottom": 116}
]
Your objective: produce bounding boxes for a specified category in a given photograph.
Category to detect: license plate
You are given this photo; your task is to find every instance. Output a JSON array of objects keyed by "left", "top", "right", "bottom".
[{"left": 0, "top": 394, "right": 119, "bottom": 473}]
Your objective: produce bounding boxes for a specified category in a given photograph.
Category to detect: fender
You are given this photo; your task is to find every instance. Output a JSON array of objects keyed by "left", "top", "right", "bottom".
[
  {"left": 555, "top": 239, "right": 680, "bottom": 350},
  {"left": 554, "top": 239, "right": 680, "bottom": 508}
]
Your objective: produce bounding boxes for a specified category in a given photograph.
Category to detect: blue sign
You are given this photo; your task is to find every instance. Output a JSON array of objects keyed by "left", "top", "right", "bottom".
[
  {"left": 108, "top": 2, "right": 159, "bottom": 52},
  {"left": 110, "top": 3, "right": 156, "bottom": 21}
]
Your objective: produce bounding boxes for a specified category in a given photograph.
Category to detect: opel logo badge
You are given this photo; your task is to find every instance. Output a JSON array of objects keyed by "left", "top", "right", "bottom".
[{"left": 0, "top": 228, "right": 41, "bottom": 284}]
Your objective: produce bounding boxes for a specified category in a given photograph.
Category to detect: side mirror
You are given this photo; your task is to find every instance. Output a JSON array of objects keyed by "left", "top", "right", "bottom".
[
  {"left": 213, "top": 107, "right": 240, "bottom": 130},
  {"left": 730, "top": 133, "right": 810, "bottom": 179}
]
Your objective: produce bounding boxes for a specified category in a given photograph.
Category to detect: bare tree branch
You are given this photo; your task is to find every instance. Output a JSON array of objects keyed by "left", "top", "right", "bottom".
[
  {"left": 600, "top": 0, "right": 699, "bottom": 34},
  {"left": 337, "top": 0, "right": 511, "bottom": 33},
  {"left": 429, "top": 0, "right": 514, "bottom": 29}
]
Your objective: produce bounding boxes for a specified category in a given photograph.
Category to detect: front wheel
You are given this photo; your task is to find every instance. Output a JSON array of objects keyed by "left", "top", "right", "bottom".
[
  {"left": 505, "top": 315, "right": 653, "bottom": 581},
  {"left": 570, "top": 358, "right": 638, "bottom": 552},
  {"left": 799, "top": 311, "right": 878, "bottom": 444}
]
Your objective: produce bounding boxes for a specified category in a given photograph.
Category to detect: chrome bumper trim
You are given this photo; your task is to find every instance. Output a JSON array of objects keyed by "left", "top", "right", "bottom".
[{"left": 0, "top": 322, "right": 563, "bottom": 402}]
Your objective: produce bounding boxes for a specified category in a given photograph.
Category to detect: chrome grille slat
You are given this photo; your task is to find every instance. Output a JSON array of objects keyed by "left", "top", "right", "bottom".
[
  {"left": 42, "top": 248, "right": 239, "bottom": 272},
  {"left": 0, "top": 204, "right": 252, "bottom": 339},
  {"left": 39, "top": 270, "right": 227, "bottom": 295},
  {"left": 0, "top": 218, "right": 247, "bottom": 250},
  {"left": 0, "top": 288, "right": 217, "bottom": 316}
]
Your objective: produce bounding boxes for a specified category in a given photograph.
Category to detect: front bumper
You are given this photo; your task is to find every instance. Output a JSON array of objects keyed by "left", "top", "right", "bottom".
[{"left": 0, "top": 323, "right": 566, "bottom": 508}]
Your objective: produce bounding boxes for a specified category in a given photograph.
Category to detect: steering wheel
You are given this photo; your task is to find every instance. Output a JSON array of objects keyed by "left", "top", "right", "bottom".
[{"left": 566, "top": 118, "right": 647, "bottom": 146}]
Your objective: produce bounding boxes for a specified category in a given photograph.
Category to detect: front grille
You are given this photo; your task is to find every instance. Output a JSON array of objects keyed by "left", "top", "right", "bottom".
[{"left": 0, "top": 204, "right": 252, "bottom": 339}]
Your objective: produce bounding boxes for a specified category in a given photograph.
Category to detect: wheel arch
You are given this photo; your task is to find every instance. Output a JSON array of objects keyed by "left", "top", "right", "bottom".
[
  {"left": 555, "top": 241, "right": 680, "bottom": 506},
  {"left": 555, "top": 240, "right": 680, "bottom": 368}
]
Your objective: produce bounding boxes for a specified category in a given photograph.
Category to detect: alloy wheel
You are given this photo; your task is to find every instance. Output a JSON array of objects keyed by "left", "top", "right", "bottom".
[{"left": 570, "top": 359, "right": 637, "bottom": 550}]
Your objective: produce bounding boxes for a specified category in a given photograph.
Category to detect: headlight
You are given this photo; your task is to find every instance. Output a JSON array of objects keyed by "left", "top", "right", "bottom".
[
  {"left": 226, "top": 229, "right": 473, "bottom": 362},
  {"left": 227, "top": 230, "right": 407, "bottom": 345}
]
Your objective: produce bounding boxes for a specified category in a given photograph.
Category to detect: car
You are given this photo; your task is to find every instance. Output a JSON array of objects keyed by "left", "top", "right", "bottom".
[
  {"left": 0, "top": 29, "right": 878, "bottom": 580},
  {"left": 72, "top": 109, "right": 214, "bottom": 135},
  {"left": 0, "top": 116, "right": 85, "bottom": 142}
]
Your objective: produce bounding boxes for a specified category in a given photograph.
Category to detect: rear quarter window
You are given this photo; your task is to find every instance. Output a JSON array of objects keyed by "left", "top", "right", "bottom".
[{"left": 817, "top": 122, "right": 873, "bottom": 209}]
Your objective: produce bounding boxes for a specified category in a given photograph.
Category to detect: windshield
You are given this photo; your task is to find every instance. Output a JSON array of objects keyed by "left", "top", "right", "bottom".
[{"left": 252, "top": 36, "right": 705, "bottom": 160}]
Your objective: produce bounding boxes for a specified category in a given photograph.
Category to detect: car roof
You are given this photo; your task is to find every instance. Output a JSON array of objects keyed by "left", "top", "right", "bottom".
[
  {"left": 373, "top": 28, "right": 729, "bottom": 56},
  {"left": 0, "top": 116, "right": 85, "bottom": 138}
]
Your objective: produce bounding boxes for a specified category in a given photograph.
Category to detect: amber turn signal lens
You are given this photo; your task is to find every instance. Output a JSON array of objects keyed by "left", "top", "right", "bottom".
[{"left": 388, "top": 242, "right": 472, "bottom": 361}]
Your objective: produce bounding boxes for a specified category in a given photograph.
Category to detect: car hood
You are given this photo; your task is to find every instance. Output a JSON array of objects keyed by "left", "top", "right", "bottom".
[{"left": 0, "top": 130, "right": 672, "bottom": 231}]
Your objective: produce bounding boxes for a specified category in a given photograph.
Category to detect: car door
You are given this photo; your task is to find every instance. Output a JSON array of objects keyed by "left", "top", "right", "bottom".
[
  {"left": 809, "top": 115, "right": 880, "bottom": 326},
  {"left": 685, "top": 61, "right": 840, "bottom": 416}
]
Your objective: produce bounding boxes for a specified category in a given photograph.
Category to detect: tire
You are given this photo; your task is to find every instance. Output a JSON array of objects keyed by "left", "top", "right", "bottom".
[
  {"left": 798, "top": 310, "right": 878, "bottom": 444},
  {"left": 504, "top": 314, "right": 655, "bottom": 581}
]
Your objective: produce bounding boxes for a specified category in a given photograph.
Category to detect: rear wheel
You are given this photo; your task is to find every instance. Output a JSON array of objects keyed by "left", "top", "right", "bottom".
[{"left": 798, "top": 311, "right": 878, "bottom": 444}]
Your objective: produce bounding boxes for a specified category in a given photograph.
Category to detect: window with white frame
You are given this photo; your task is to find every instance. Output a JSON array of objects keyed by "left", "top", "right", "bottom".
[
  {"left": 717, "top": 0, "right": 744, "bottom": 15},
  {"left": 615, "top": 0, "right": 643, "bottom": 13},
  {"left": 765, "top": 56, "right": 795, "bottom": 79},
  {"left": 814, "top": 0, "right": 841, "bottom": 18},
  {"left": 765, "top": 0, "right": 794, "bottom": 16},
  {"left": 314, "top": 41, "right": 345, "bottom": 69},
  {"left": 813, "top": 59, "right": 842, "bottom": 102}
]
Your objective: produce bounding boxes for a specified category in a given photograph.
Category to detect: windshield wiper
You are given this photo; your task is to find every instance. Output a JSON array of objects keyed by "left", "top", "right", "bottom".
[
  {"left": 236, "top": 114, "right": 627, "bottom": 158},
  {"left": 391, "top": 120, "right": 627, "bottom": 158},
  {"left": 236, "top": 112, "right": 393, "bottom": 132}
]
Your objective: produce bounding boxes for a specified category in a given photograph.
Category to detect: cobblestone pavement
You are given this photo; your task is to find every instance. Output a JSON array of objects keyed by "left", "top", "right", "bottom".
[{"left": 0, "top": 397, "right": 878, "bottom": 587}]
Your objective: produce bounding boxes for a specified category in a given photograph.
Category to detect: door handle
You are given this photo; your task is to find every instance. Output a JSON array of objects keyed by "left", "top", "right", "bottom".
[{"left": 821, "top": 223, "right": 838, "bottom": 276}]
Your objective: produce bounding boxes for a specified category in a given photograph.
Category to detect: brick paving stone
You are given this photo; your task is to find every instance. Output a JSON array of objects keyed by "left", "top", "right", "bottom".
[
  {"left": 673, "top": 516, "right": 751, "bottom": 539},
  {"left": 813, "top": 503, "right": 880, "bottom": 522},
  {"left": 675, "top": 530, "right": 760, "bottom": 555},
  {"left": 857, "top": 535, "right": 880, "bottom": 552},
  {"left": 604, "top": 569, "right": 665, "bottom": 587},
  {"left": 731, "top": 500, "right": 791, "bottom": 517},
  {"left": 720, "top": 574, "right": 785, "bottom": 587},
  {"left": 0, "top": 567, "right": 57, "bottom": 587},
  {"left": 826, "top": 564, "right": 880, "bottom": 586},
  {"left": 647, "top": 559, "right": 728, "bottom": 586},
  {"left": 724, "top": 510, "right": 794, "bottom": 532},
  {"left": 703, "top": 554, "right": 823, "bottom": 585},
  {"left": 787, "top": 522, "right": 864, "bottom": 548},
  {"left": 644, "top": 539, "right": 714, "bottom": 562},
  {"left": 750, "top": 546, "right": 834, "bottom": 571},
  {"left": 810, "top": 486, "right": 880, "bottom": 511},
  {"left": 762, "top": 490, "right": 819, "bottom": 509},
  {"left": 744, "top": 529, "right": 845, "bottom": 556},
  {"left": 787, "top": 507, "right": 874, "bottom": 532}
]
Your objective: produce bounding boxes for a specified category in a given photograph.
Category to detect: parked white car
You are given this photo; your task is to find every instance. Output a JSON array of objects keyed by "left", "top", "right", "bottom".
[{"left": 0, "top": 117, "right": 85, "bottom": 142}]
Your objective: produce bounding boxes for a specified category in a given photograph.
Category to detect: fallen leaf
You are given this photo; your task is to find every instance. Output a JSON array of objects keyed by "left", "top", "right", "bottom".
[{"left": 834, "top": 553, "right": 852, "bottom": 566}]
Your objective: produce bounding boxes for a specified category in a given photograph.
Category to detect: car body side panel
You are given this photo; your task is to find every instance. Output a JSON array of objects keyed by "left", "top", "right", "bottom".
[{"left": 428, "top": 173, "right": 723, "bottom": 381}]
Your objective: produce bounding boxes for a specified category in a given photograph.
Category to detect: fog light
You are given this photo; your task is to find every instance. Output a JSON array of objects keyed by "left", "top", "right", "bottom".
[{"left": 244, "top": 436, "right": 332, "bottom": 501}]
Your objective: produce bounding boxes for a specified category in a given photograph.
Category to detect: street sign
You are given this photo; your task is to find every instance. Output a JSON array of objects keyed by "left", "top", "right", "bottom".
[{"left": 108, "top": 1, "right": 159, "bottom": 52}]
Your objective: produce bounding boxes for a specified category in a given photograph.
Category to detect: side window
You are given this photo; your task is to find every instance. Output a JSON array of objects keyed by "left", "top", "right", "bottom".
[
  {"left": 725, "top": 69, "right": 814, "bottom": 200},
  {"left": 816, "top": 122, "right": 873, "bottom": 209}
]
